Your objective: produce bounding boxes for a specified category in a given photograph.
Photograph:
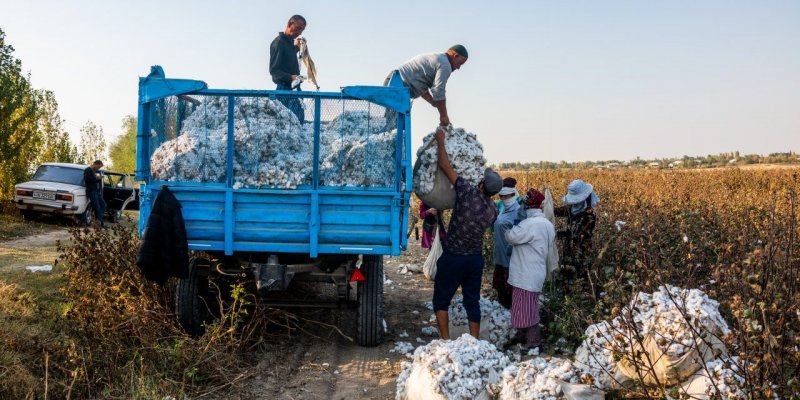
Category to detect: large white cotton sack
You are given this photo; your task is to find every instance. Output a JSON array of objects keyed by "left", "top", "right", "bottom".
[
  {"left": 413, "top": 127, "right": 487, "bottom": 210},
  {"left": 396, "top": 334, "right": 510, "bottom": 400},
  {"left": 676, "top": 356, "right": 747, "bottom": 400},
  {"left": 575, "top": 285, "right": 731, "bottom": 390}
]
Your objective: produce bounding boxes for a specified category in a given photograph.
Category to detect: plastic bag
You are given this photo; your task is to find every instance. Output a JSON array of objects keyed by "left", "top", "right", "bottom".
[{"left": 423, "top": 228, "right": 443, "bottom": 280}]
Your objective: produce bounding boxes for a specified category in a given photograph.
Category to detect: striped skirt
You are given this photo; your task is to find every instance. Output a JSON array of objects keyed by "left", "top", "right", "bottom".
[{"left": 511, "top": 287, "right": 541, "bottom": 329}]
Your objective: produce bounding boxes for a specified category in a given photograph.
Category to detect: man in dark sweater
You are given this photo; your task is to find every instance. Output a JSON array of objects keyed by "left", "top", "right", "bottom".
[
  {"left": 83, "top": 160, "right": 106, "bottom": 228},
  {"left": 269, "top": 15, "right": 306, "bottom": 123},
  {"left": 431, "top": 128, "right": 501, "bottom": 340}
]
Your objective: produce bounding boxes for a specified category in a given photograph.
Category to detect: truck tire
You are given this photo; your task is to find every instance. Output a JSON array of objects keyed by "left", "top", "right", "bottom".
[
  {"left": 357, "top": 255, "right": 385, "bottom": 346},
  {"left": 176, "top": 258, "right": 212, "bottom": 336}
]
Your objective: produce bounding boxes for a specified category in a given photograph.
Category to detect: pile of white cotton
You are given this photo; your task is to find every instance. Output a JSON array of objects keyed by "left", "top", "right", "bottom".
[
  {"left": 426, "top": 296, "right": 515, "bottom": 349},
  {"left": 396, "top": 334, "right": 510, "bottom": 400},
  {"left": 413, "top": 127, "right": 486, "bottom": 195},
  {"left": 678, "top": 356, "right": 747, "bottom": 399},
  {"left": 151, "top": 97, "right": 311, "bottom": 188},
  {"left": 320, "top": 111, "right": 396, "bottom": 187},
  {"left": 151, "top": 100, "right": 400, "bottom": 188},
  {"left": 494, "top": 357, "right": 580, "bottom": 399},
  {"left": 575, "top": 285, "right": 738, "bottom": 394}
]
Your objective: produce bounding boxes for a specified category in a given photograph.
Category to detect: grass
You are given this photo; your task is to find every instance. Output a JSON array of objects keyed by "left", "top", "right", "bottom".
[
  {"left": 0, "top": 212, "right": 56, "bottom": 241},
  {"left": 0, "top": 267, "right": 67, "bottom": 398},
  {"left": 0, "top": 245, "right": 62, "bottom": 271}
]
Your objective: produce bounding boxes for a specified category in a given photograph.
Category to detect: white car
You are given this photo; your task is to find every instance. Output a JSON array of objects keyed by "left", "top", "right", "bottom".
[{"left": 13, "top": 163, "right": 136, "bottom": 225}]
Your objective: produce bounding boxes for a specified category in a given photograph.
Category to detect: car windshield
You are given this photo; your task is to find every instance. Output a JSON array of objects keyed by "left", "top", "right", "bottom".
[{"left": 31, "top": 165, "right": 85, "bottom": 186}]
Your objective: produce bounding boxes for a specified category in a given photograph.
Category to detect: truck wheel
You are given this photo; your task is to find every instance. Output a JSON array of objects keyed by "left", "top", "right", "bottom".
[
  {"left": 176, "top": 258, "right": 212, "bottom": 336},
  {"left": 357, "top": 255, "right": 385, "bottom": 346}
]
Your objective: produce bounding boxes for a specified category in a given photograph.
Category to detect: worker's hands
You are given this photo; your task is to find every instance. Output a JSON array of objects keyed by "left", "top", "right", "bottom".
[
  {"left": 426, "top": 208, "right": 438, "bottom": 216},
  {"left": 439, "top": 116, "right": 451, "bottom": 127},
  {"left": 435, "top": 127, "right": 446, "bottom": 143},
  {"left": 291, "top": 75, "right": 306, "bottom": 89}
]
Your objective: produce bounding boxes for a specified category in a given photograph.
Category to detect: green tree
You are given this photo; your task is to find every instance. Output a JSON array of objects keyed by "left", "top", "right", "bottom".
[
  {"left": 33, "top": 90, "right": 79, "bottom": 165},
  {"left": 109, "top": 116, "right": 137, "bottom": 173},
  {"left": 79, "top": 120, "right": 106, "bottom": 164},
  {"left": 0, "top": 28, "right": 40, "bottom": 198}
]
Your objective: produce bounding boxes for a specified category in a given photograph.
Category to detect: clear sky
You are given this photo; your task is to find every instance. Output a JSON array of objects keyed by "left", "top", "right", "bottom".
[{"left": 2, "top": 0, "right": 799, "bottom": 163}]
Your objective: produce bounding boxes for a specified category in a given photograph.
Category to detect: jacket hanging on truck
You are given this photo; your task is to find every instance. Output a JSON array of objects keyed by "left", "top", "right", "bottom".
[{"left": 136, "top": 187, "right": 189, "bottom": 284}]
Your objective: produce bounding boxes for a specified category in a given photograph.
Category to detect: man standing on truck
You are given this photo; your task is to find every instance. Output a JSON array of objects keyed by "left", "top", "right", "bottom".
[
  {"left": 83, "top": 160, "right": 107, "bottom": 228},
  {"left": 431, "top": 128, "right": 501, "bottom": 340},
  {"left": 269, "top": 14, "right": 306, "bottom": 122},
  {"left": 384, "top": 45, "right": 468, "bottom": 130}
]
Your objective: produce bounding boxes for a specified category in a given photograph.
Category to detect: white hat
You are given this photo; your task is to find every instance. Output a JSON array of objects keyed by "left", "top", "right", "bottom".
[{"left": 562, "top": 179, "right": 593, "bottom": 204}]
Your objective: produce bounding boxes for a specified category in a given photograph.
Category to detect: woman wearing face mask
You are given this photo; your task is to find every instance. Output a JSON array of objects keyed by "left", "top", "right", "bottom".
[{"left": 491, "top": 177, "right": 523, "bottom": 309}]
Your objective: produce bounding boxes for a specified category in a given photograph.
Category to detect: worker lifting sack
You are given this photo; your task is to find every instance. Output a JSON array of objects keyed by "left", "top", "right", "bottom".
[{"left": 412, "top": 126, "right": 487, "bottom": 210}]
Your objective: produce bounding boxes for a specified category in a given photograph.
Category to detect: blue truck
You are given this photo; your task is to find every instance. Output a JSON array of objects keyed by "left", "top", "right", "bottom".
[{"left": 136, "top": 66, "right": 411, "bottom": 346}]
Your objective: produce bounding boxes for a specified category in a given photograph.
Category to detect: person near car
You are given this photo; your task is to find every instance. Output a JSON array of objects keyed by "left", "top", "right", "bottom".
[
  {"left": 431, "top": 128, "right": 501, "bottom": 340},
  {"left": 492, "top": 177, "right": 523, "bottom": 309},
  {"left": 504, "top": 188, "right": 556, "bottom": 349},
  {"left": 269, "top": 14, "right": 306, "bottom": 122},
  {"left": 83, "top": 160, "right": 107, "bottom": 228}
]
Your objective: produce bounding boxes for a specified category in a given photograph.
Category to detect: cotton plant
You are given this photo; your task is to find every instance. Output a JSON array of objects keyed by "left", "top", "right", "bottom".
[{"left": 413, "top": 127, "right": 487, "bottom": 194}]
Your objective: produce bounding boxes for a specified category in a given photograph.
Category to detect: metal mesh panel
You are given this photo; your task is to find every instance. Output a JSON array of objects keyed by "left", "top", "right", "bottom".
[
  {"left": 232, "top": 96, "right": 313, "bottom": 189},
  {"left": 148, "top": 95, "right": 227, "bottom": 183},
  {"left": 146, "top": 92, "right": 401, "bottom": 189},
  {"left": 318, "top": 98, "right": 397, "bottom": 188}
]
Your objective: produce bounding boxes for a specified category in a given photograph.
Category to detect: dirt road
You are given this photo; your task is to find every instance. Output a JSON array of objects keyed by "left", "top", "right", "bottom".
[
  {"left": 225, "top": 241, "right": 437, "bottom": 400},
  {"left": 0, "top": 226, "right": 70, "bottom": 271}
]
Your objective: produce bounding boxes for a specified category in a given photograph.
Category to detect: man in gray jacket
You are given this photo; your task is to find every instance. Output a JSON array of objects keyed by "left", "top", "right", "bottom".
[{"left": 384, "top": 45, "right": 468, "bottom": 129}]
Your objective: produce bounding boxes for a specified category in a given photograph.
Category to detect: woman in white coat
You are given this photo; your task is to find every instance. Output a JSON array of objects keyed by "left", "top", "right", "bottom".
[{"left": 504, "top": 188, "right": 556, "bottom": 348}]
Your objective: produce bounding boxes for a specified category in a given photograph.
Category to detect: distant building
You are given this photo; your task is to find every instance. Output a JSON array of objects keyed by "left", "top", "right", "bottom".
[{"left": 647, "top": 162, "right": 661, "bottom": 168}]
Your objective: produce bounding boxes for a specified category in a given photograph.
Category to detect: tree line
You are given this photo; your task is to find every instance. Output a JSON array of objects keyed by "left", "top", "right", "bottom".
[
  {"left": 0, "top": 28, "right": 136, "bottom": 199},
  {"left": 494, "top": 151, "right": 800, "bottom": 171}
]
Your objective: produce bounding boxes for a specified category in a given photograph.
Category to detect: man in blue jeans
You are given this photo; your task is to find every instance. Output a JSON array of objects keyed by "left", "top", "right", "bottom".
[
  {"left": 269, "top": 15, "right": 306, "bottom": 123},
  {"left": 83, "top": 160, "right": 106, "bottom": 228},
  {"left": 432, "top": 128, "right": 501, "bottom": 339}
]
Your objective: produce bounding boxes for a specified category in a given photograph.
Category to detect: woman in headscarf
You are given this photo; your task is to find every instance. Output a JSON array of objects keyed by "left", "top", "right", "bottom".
[
  {"left": 554, "top": 179, "right": 600, "bottom": 277},
  {"left": 419, "top": 200, "right": 446, "bottom": 250},
  {"left": 492, "top": 177, "right": 522, "bottom": 308},
  {"left": 505, "top": 188, "right": 556, "bottom": 349}
]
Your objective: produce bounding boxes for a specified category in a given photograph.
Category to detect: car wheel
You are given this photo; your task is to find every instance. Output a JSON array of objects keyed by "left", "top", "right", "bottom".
[
  {"left": 176, "top": 258, "right": 214, "bottom": 337},
  {"left": 356, "top": 255, "right": 385, "bottom": 347},
  {"left": 77, "top": 207, "right": 92, "bottom": 227}
]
